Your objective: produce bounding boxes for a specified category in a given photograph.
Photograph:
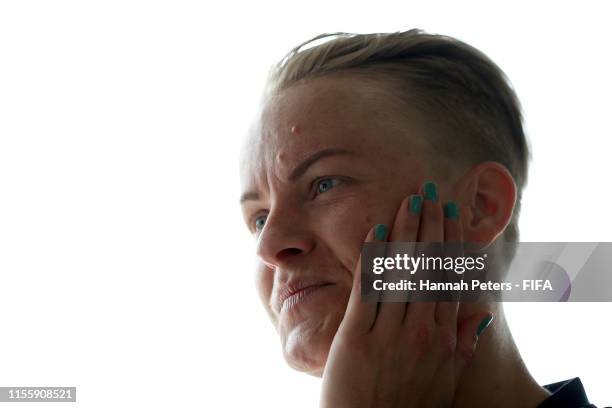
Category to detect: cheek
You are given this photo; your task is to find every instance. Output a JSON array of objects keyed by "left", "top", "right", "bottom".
[
  {"left": 254, "top": 261, "right": 276, "bottom": 321},
  {"left": 314, "top": 196, "right": 383, "bottom": 271}
]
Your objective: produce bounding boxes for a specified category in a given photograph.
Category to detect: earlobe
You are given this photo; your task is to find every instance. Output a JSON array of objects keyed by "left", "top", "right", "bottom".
[{"left": 457, "top": 162, "right": 517, "bottom": 244}]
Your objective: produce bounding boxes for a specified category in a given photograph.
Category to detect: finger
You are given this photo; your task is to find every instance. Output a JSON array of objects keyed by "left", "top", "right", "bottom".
[
  {"left": 372, "top": 194, "right": 422, "bottom": 331},
  {"left": 340, "top": 224, "right": 386, "bottom": 335},
  {"left": 436, "top": 201, "right": 464, "bottom": 326},
  {"left": 435, "top": 300, "right": 459, "bottom": 331},
  {"left": 417, "top": 181, "right": 444, "bottom": 244},
  {"left": 388, "top": 194, "right": 422, "bottom": 243},
  {"left": 454, "top": 312, "right": 495, "bottom": 378},
  {"left": 405, "top": 181, "right": 442, "bottom": 325},
  {"left": 443, "top": 201, "right": 462, "bottom": 243}
]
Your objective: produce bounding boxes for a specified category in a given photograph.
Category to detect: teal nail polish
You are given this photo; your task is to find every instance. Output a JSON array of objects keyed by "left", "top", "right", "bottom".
[
  {"left": 476, "top": 314, "right": 494, "bottom": 336},
  {"left": 444, "top": 201, "right": 459, "bottom": 219},
  {"left": 423, "top": 182, "right": 438, "bottom": 202},
  {"left": 374, "top": 224, "right": 387, "bottom": 241},
  {"left": 409, "top": 195, "right": 423, "bottom": 214}
]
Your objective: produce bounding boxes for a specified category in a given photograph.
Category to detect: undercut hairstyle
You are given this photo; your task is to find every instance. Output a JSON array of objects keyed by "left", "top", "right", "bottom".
[{"left": 262, "top": 29, "right": 530, "bottom": 264}]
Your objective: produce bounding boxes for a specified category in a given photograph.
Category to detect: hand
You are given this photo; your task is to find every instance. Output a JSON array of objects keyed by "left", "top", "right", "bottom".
[{"left": 319, "top": 182, "right": 494, "bottom": 408}]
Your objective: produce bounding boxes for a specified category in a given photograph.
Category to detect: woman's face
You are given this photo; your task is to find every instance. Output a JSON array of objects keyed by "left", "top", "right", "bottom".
[{"left": 239, "top": 75, "right": 438, "bottom": 376}]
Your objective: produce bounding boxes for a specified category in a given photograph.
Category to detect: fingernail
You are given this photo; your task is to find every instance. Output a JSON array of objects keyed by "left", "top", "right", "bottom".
[
  {"left": 443, "top": 201, "right": 459, "bottom": 219},
  {"left": 374, "top": 224, "right": 388, "bottom": 241},
  {"left": 423, "top": 182, "right": 438, "bottom": 202},
  {"left": 409, "top": 195, "right": 423, "bottom": 214},
  {"left": 476, "top": 314, "right": 495, "bottom": 337}
]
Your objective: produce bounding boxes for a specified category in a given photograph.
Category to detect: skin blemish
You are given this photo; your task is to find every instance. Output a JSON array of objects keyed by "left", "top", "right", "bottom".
[
  {"left": 290, "top": 124, "right": 300, "bottom": 134},
  {"left": 275, "top": 151, "right": 291, "bottom": 172},
  {"left": 276, "top": 152, "right": 287, "bottom": 162}
]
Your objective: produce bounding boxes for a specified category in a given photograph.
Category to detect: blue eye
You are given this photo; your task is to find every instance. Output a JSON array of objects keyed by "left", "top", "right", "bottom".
[
  {"left": 254, "top": 214, "right": 267, "bottom": 232},
  {"left": 316, "top": 177, "right": 341, "bottom": 194},
  {"left": 250, "top": 177, "right": 342, "bottom": 233}
]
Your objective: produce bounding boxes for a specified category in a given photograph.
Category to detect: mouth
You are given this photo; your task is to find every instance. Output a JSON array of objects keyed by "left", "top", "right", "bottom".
[{"left": 278, "top": 282, "right": 334, "bottom": 313}]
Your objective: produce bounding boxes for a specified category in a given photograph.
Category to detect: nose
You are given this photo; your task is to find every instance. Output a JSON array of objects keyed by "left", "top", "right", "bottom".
[{"left": 255, "top": 207, "right": 315, "bottom": 269}]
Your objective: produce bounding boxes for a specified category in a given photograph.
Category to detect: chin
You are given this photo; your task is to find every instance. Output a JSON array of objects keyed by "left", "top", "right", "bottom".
[{"left": 280, "top": 311, "right": 343, "bottom": 377}]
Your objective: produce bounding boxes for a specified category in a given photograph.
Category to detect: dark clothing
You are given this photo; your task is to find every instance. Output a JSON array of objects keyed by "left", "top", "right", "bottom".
[{"left": 537, "top": 377, "right": 598, "bottom": 408}]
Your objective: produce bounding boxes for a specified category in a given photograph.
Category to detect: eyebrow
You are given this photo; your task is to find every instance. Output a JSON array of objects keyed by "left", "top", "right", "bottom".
[{"left": 239, "top": 147, "right": 355, "bottom": 204}]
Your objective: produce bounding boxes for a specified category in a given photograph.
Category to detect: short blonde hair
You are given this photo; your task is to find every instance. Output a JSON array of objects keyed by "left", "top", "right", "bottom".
[{"left": 264, "top": 29, "right": 530, "bottom": 260}]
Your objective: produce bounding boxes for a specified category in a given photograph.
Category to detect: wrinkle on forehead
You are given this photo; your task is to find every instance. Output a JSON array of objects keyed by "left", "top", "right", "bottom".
[
  {"left": 258, "top": 80, "right": 371, "bottom": 152},
  {"left": 240, "top": 74, "right": 430, "bottom": 196}
]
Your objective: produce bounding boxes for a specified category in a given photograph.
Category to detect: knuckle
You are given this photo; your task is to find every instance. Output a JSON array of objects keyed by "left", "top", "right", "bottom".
[
  {"left": 457, "top": 334, "right": 478, "bottom": 363},
  {"left": 372, "top": 328, "right": 401, "bottom": 357},
  {"left": 336, "top": 332, "right": 373, "bottom": 359},
  {"left": 459, "top": 343, "right": 476, "bottom": 363},
  {"left": 435, "top": 327, "right": 457, "bottom": 359},
  {"left": 408, "top": 322, "right": 433, "bottom": 358}
]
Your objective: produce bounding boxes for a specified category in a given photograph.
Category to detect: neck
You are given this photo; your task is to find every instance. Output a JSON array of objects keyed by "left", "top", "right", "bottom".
[{"left": 452, "top": 303, "right": 551, "bottom": 407}]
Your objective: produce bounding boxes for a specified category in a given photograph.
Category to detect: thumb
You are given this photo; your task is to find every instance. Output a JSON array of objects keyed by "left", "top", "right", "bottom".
[{"left": 454, "top": 312, "right": 495, "bottom": 377}]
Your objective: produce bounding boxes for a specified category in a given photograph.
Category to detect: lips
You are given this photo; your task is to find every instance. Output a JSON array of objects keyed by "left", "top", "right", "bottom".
[{"left": 277, "top": 279, "right": 333, "bottom": 312}]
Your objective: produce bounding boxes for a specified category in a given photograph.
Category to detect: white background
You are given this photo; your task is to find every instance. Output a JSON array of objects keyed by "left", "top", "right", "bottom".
[{"left": 0, "top": 1, "right": 610, "bottom": 407}]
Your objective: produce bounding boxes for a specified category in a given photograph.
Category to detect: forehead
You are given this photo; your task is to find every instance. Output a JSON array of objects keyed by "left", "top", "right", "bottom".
[{"left": 239, "top": 74, "right": 425, "bottom": 189}]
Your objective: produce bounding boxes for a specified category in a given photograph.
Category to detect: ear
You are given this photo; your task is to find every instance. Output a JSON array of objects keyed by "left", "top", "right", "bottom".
[{"left": 453, "top": 162, "right": 517, "bottom": 244}]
